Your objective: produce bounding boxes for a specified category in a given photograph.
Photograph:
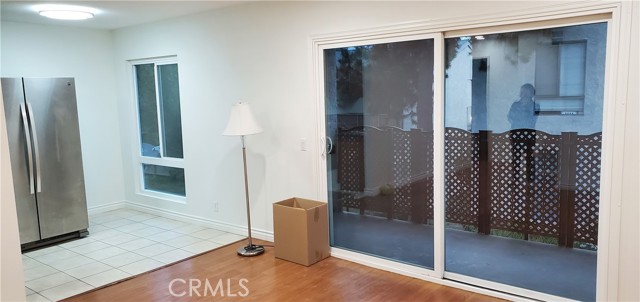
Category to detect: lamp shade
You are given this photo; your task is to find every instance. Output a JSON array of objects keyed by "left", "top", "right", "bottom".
[{"left": 222, "top": 102, "right": 263, "bottom": 136}]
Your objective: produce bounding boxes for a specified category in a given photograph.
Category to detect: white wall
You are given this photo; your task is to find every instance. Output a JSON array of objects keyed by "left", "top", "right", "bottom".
[
  {"left": 111, "top": 0, "right": 549, "bottom": 236},
  {"left": 111, "top": 2, "right": 637, "bottom": 300},
  {"left": 0, "top": 22, "right": 126, "bottom": 209},
  {"left": 445, "top": 39, "right": 473, "bottom": 130},
  {"left": 0, "top": 88, "right": 26, "bottom": 302},
  {"left": 0, "top": 1, "right": 629, "bottom": 300}
]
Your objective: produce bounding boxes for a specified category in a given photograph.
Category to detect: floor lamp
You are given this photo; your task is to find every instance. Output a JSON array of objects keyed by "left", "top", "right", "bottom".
[{"left": 223, "top": 102, "right": 265, "bottom": 257}]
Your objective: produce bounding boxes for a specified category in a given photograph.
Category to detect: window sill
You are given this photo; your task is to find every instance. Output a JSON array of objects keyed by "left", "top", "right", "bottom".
[{"left": 136, "top": 189, "right": 187, "bottom": 204}]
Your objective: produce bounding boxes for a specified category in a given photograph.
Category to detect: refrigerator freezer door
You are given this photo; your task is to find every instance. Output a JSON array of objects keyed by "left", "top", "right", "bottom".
[
  {"left": 1, "top": 78, "right": 41, "bottom": 244},
  {"left": 23, "top": 78, "right": 88, "bottom": 240}
]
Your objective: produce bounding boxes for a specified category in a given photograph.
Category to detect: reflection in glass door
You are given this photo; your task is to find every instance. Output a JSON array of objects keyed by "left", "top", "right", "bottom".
[
  {"left": 444, "top": 23, "right": 607, "bottom": 300},
  {"left": 325, "top": 38, "right": 435, "bottom": 268}
]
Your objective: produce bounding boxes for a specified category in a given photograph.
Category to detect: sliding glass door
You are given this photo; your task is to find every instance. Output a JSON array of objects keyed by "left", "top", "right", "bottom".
[
  {"left": 443, "top": 22, "right": 607, "bottom": 301},
  {"left": 324, "top": 37, "right": 436, "bottom": 268},
  {"left": 320, "top": 15, "right": 610, "bottom": 302}
]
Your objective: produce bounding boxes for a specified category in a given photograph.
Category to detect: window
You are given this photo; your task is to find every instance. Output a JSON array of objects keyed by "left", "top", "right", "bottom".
[
  {"left": 535, "top": 37, "right": 588, "bottom": 115},
  {"left": 132, "top": 57, "right": 186, "bottom": 198}
]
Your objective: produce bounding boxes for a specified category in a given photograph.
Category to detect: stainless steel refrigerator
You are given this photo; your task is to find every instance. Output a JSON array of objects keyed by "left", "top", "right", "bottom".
[{"left": 2, "top": 77, "right": 88, "bottom": 249}]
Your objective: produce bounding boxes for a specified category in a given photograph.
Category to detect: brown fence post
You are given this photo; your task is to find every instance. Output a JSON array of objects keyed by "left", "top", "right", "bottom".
[
  {"left": 478, "top": 131, "right": 492, "bottom": 235},
  {"left": 559, "top": 132, "right": 578, "bottom": 247}
]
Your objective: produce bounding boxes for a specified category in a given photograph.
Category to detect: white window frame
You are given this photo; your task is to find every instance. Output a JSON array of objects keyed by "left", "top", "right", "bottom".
[
  {"left": 129, "top": 56, "right": 186, "bottom": 203},
  {"left": 312, "top": 2, "right": 627, "bottom": 302}
]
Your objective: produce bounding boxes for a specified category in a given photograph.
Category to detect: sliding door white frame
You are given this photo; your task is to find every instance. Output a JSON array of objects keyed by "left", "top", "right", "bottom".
[
  {"left": 314, "top": 31, "right": 444, "bottom": 280},
  {"left": 311, "top": 1, "right": 630, "bottom": 301}
]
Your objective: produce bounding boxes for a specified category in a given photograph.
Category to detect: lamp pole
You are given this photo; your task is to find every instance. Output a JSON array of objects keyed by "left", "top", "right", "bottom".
[
  {"left": 237, "top": 135, "right": 264, "bottom": 256},
  {"left": 241, "top": 135, "right": 253, "bottom": 248}
]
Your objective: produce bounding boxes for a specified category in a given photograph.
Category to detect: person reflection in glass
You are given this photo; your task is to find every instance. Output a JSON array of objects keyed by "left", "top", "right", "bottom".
[
  {"left": 508, "top": 83, "right": 537, "bottom": 184},
  {"left": 508, "top": 83, "right": 537, "bottom": 130}
]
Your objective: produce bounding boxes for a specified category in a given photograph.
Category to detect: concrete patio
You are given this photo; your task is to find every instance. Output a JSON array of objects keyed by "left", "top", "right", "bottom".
[{"left": 332, "top": 212, "right": 597, "bottom": 301}]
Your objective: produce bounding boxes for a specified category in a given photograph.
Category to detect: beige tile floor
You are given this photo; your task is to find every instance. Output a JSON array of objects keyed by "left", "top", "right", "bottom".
[{"left": 22, "top": 208, "right": 245, "bottom": 301}]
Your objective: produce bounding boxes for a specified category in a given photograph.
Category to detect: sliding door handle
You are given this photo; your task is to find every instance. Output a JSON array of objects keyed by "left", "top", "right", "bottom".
[
  {"left": 26, "top": 103, "right": 41, "bottom": 193},
  {"left": 467, "top": 106, "right": 473, "bottom": 131},
  {"left": 19, "top": 104, "right": 35, "bottom": 194},
  {"left": 321, "top": 136, "right": 334, "bottom": 160}
]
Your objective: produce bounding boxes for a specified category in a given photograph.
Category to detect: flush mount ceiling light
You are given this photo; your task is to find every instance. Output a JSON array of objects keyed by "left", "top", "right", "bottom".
[
  {"left": 34, "top": 4, "right": 96, "bottom": 20},
  {"left": 39, "top": 10, "right": 93, "bottom": 20}
]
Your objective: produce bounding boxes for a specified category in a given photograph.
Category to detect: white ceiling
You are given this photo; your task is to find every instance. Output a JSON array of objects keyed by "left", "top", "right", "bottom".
[{"left": 0, "top": 1, "right": 244, "bottom": 30}]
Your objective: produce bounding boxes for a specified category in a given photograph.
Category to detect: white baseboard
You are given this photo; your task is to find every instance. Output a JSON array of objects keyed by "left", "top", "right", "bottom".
[
  {"left": 123, "top": 201, "right": 275, "bottom": 242},
  {"left": 87, "top": 201, "right": 127, "bottom": 215}
]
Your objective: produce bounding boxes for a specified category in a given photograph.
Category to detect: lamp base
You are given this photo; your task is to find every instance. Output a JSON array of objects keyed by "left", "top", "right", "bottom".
[{"left": 237, "top": 244, "right": 265, "bottom": 257}]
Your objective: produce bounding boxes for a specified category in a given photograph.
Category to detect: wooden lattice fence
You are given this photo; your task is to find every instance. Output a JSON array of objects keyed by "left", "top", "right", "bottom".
[{"left": 335, "top": 126, "right": 602, "bottom": 247}]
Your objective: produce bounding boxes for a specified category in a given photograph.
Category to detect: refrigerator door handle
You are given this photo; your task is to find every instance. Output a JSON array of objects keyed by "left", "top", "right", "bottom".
[
  {"left": 20, "top": 103, "right": 35, "bottom": 194},
  {"left": 26, "top": 103, "right": 42, "bottom": 193}
]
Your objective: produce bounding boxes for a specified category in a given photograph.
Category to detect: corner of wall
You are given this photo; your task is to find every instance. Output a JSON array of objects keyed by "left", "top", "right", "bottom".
[{"left": 0, "top": 84, "right": 26, "bottom": 302}]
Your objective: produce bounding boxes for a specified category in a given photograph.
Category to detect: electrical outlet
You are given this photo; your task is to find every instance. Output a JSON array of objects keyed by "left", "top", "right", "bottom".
[{"left": 213, "top": 202, "right": 219, "bottom": 212}]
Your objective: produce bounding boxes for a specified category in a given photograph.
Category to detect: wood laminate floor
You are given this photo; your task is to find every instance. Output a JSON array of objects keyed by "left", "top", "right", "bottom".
[{"left": 64, "top": 239, "right": 505, "bottom": 302}]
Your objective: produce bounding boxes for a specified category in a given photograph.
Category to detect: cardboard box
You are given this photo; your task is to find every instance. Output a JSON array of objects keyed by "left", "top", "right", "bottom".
[{"left": 273, "top": 197, "right": 329, "bottom": 266}]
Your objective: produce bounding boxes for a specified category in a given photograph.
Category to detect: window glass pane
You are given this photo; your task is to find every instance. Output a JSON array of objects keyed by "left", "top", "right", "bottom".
[
  {"left": 142, "top": 164, "right": 185, "bottom": 196},
  {"left": 157, "top": 64, "right": 184, "bottom": 159},
  {"left": 559, "top": 42, "right": 586, "bottom": 96},
  {"left": 534, "top": 45, "right": 560, "bottom": 96},
  {"left": 135, "top": 63, "right": 161, "bottom": 158},
  {"left": 444, "top": 22, "right": 606, "bottom": 301},
  {"left": 325, "top": 39, "right": 435, "bottom": 269}
]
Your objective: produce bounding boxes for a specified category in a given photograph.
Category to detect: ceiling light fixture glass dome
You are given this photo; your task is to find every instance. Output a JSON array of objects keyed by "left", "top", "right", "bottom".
[
  {"left": 39, "top": 10, "right": 93, "bottom": 20},
  {"left": 34, "top": 4, "right": 96, "bottom": 20}
]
